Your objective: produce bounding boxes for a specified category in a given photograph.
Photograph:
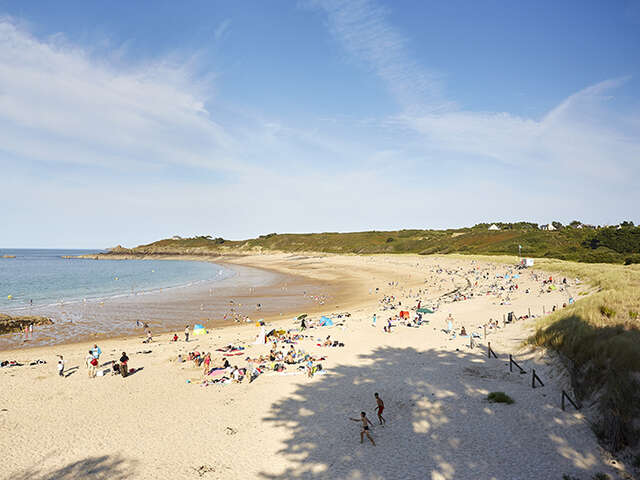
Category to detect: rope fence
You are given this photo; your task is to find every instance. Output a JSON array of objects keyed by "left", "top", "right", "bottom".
[{"left": 483, "top": 341, "right": 581, "bottom": 411}]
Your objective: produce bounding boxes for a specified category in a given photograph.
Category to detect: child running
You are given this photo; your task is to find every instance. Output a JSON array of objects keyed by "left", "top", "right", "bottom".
[
  {"left": 349, "top": 412, "right": 376, "bottom": 446},
  {"left": 374, "top": 393, "right": 386, "bottom": 425}
]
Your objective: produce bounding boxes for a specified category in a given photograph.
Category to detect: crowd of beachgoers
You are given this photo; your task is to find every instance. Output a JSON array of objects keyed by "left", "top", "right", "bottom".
[
  {"left": 2, "top": 261, "right": 578, "bottom": 391},
  {"left": 4, "top": 254, "right": 619, "bottom": 480}
]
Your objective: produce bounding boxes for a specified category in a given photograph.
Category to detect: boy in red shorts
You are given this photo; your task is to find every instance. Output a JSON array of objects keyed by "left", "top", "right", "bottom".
[{"left": 374, "top": 392, "right": 386, "bottom": 425}]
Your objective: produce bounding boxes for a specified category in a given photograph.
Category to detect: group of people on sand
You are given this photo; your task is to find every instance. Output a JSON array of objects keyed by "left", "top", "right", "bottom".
[
  {"left": 349, "top": 393, "right": 386, "bottom": 446},
  {"left": 54, "top": 343, "right": 131, "bottom": 379}
]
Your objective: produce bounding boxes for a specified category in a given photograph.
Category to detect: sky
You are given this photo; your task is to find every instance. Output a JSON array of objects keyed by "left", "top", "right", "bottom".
[{"left": 1, "top": 0, "right": 639, "bottom": 248}]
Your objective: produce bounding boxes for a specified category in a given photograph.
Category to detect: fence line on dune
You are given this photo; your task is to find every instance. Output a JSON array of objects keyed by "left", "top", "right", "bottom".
[{"left": 484, "top": 340, "right": 579, "bottom": 411}]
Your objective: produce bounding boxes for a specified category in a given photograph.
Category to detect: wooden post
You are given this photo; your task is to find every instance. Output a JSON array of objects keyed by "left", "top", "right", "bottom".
[
  {"left": 561, "top": 390, "right": 580, "bottom": 411},
  {"left": 488, "top": 342, "right": 491, "bottom": 358},
  {"left": 528, "top": 307, "right": 531, "bottom": 318},
  {"left": 509, "top": 354, "right": 513, "bottom": 372},
  {"left": 484, "top": 325, "right": 487, "bottom": 339},
  {"left": 532, "top": 369, "right": 544, "bottom": 388}
]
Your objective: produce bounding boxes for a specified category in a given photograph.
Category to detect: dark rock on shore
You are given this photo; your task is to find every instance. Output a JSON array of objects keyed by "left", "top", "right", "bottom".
[{"left": 0, "top": 314, "right": 53, "bottom": 335}]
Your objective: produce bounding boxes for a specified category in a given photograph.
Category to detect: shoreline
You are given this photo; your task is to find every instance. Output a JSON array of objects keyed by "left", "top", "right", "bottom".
[{"left": 0, "top": 254, "right": 357, "bottom": 353}]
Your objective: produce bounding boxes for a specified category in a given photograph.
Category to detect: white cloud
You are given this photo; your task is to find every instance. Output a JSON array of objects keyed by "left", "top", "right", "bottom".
[
  {"left": 312, "top": 0, "right": 451, "bottom": 113},
  {"left": 0, "top": 12, "right": 638, "bottom": 248},
  {"left": 313, "top": 1, "right": 640, "bottom": 186},
  {"left": 405, "top": 78, "right": 640, "bottom": 182},
  {"left": 0, "top": 20, "right": 237, "bottom": 173}
]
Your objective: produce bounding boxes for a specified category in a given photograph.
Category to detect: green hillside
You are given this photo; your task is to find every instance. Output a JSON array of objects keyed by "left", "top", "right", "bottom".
[{"left": 124, "top": 222, "right": 640, "bottom": 264}]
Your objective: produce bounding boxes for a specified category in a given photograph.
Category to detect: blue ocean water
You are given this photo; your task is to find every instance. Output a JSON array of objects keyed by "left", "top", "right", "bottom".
[{"left": 0, "top": 249, "right": 232, "bottom": 311}]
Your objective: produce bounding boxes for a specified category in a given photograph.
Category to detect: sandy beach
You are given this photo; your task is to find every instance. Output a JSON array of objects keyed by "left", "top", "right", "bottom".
[{"left": 0, "top": 253, "right": 625, "bottom": 479}]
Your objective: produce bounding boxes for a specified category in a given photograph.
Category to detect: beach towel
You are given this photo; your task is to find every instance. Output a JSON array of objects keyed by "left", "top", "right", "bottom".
[
  {"left": 417, "top": 308, "right": 434, "bottom": 314},
  {"left": 193, "top": 324, "right": 207, "bottom": 336}
]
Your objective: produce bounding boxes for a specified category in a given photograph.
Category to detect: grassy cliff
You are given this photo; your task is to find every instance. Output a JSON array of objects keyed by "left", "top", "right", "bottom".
[{"left": 121, "top": 223, "right": 640, "bottom": 264}]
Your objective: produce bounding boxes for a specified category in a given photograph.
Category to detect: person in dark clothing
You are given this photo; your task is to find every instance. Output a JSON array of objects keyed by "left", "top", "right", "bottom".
[{"left": 120, "top": 352, "right": 129, "bottom": 377}]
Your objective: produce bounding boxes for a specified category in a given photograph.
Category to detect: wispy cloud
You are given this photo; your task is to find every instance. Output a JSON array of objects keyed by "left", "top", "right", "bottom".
[
  {"left": 0, "top": 10, "right": 638, "bottom": 247},
  {"left": 0, "top": 20, "right": 236, "bottom": 173},
  {"left": 404, "top": 77, "right": 640, "bottom": 182},
  {"left": 312, "top": 0, "right": 451, "bottom": 113},
  {"left": 214, "top": 19, "right": 231, "bottom": 40},
  {"left": 313, "top": 1, "right": 640, "bottom": 186}
]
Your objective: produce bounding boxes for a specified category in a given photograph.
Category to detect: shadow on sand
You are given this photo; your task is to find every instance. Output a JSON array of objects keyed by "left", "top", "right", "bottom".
[
  {"left": 258, "top": 346, "right": 604, "bottom": 480},
  {"left": 11, "top": 455, "right": 137, "bottom": 480}
]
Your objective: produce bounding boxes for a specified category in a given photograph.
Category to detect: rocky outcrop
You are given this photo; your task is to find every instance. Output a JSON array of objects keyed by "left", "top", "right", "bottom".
[
  {"left": 108, "top": 245, "right": 132, "bottom": 254},
  {"left": 0, "top": 314, "right": 53, "bottom": 335}
]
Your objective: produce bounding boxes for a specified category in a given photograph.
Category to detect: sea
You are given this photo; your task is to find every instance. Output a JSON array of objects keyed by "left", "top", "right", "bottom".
[{"left": 0, "top": 249, "right": 232, "bottom": 312}]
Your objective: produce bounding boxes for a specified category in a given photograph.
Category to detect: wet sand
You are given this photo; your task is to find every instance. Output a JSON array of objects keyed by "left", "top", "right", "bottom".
[{"left": 0, "top": 260, "right": 342, "bottom": 351}]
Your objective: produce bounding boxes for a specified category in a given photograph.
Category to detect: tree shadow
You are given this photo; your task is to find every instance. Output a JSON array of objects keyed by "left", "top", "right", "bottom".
[
  {"left": 11, "top": 454, "right": 137, "bottom": 480},
  {"left": 258, "top": 346, "right": 606, "bottom": 480}
]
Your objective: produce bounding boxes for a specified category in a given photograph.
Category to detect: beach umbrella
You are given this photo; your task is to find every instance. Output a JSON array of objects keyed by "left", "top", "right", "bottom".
[{"left": 193, "top": 324, "right": 207, "bottom": 336}]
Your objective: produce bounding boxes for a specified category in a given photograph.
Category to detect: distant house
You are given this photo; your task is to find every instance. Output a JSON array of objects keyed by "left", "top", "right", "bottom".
[
  {"left": 540, "top": 224, "right": 556, "bottom": 231},
  {"left": 488, "top": 224, "right": 500, "bottom": 231}
]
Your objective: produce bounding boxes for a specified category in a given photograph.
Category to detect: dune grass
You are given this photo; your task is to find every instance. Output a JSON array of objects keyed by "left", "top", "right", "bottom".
[
  {"left": 448, "top": 255, "right": 640, "bottom": 451},
  {"left": 487, "top": 391, "right": 514, "bottom": 404},
  {"left": 525, "top": 260, "right": 640, "bottom": 451},
  {"left": 129, "top": 225, "right": 640, "bottom": 264}
]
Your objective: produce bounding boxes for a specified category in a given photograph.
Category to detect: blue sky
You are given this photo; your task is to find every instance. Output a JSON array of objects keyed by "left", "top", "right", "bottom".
[{"left": 1, "top": 0, "right": 639, "bottom": 248}]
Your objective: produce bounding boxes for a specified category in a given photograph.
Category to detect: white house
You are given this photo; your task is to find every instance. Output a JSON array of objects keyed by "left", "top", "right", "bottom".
[
  {"left": 540, "top": 223, "right": 556, "bottom": 231},
  {"left": 488, "top": 224, "right": 500, "bottom": 231}
]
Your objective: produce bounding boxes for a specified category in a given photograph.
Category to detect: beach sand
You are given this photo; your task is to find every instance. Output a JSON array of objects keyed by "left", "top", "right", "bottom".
[{"left": 0, "top": 254, "right": 624, "bottom": 479}]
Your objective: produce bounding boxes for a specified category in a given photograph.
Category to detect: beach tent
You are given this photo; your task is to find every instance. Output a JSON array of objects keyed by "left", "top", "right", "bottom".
[
  {"left": 319, "top": 316, "right": 334, "bottom": 326},
  {"left": 416, "top": 308, "right": 434, "bottom": 314},
  {"left": 193, "top": 324, "right": 207, "bottom": 336}
]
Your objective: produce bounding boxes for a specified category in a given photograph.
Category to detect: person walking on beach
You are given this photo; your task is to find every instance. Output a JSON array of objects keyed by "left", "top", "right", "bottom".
[
  {"left": 372, "top": 313, "right": 376, "bottom": 327},
  {"left": 57, "top": 355, "right": 64, "bottom": 377},
  {"left": 350, "top": 412, "right": 376, "bottom": 446},
  {"left": 374, "top": 393, "right": 386, "bottom": 425},
  {"left": 86, "top": 351, "right": 95, "bottom": 378},
  {"left": 184, "top": 326, "right": 190, "bottom": 342},
  {"left": 120, "top": 352, "right": 129, "bottom": 377},
  {"left": 91, "top": 344, "right": 102, "bottom": 362}
]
